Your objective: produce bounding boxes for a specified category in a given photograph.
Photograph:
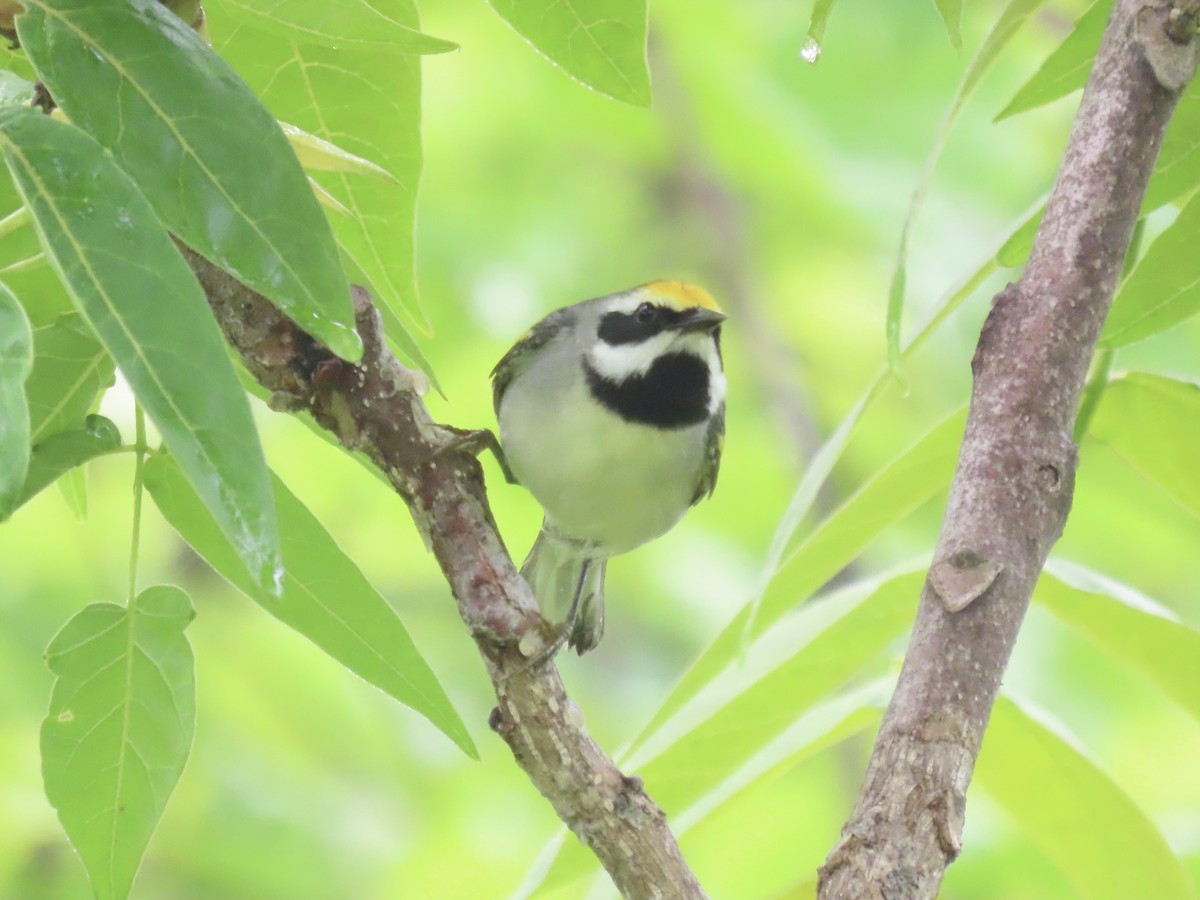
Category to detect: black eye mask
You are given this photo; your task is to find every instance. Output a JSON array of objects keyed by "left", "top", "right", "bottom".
[{"left": 597, "top": 304, "right": 689, "bottom": 345}]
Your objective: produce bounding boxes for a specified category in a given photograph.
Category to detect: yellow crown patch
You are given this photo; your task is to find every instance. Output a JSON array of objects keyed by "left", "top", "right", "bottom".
[{"left": 642, "top": 280, "right": 722, "bottom": 313}]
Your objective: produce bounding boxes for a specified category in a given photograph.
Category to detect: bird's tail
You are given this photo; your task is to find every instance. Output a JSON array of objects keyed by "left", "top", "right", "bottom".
[{"left": 520, "top": 523, "right": 607, "bottom": 654}]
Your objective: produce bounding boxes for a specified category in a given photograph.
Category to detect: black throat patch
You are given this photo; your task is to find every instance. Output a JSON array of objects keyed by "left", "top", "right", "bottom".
[{"left": 584, "top": 352, "right": 711, "bottom": 429}]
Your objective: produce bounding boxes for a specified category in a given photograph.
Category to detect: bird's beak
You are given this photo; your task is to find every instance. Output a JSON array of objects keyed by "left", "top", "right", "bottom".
[{"left": 677, "top": 307, "right": 726, "bottom": 333}]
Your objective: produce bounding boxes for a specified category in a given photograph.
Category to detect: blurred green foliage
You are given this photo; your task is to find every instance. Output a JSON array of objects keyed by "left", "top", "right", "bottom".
[{"left": 1, "top": 0, "right": 1199, "bottom": 898}]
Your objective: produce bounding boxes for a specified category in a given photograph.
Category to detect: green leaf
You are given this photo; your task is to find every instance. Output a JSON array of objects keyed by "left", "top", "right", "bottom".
[
  {"left": 630, "top": 574, "right": 919, "bottom": 814},
  {"left": 535, "top": 574, "right": 917, "bottom": 893},
  {"left": 214, "top": 18, "right": 431, "bottom": 351},
  {"left": 0, "top": 69, "right": 35, "bottom": 108},
  {"left": 0, "top": 203, "right": 31, "bottom": 240},
  {"left": 0, "top": 279, "right": 32, "bottom": 516},
  {"left": 57, "top": 464, "right": 88, "bottom": 519},
  {"left": 977, "top": 696, "right": 1192, "bottom": 899},
  {"left": 997, "top": 0, "right": 1200, "bottom": 220},
  {"left": 806, "top": 0, "right": 837, "bottom": 43},
  {"left": 956, "top": 0, "right": 1051, "bottom": 107},
  {"left": 539, "top": 227, "right": 1002, "bottom": 896},
  {"left": 542, "top": 682, "right": 884, "bottom": 895},
  {"left": 671, "top": 681, "right": 887, "bottom": 835},
  {"left": 282, "top": 123, "right": 397, "bottom": 181},
  {"left": 1001, "top": 89, "right": 1200, "bottom": 271},
  {"left": 0, "top": 107, "right": 281, "bottom": 590},
  {"left": 933, "top": 0, "right": 963, "bottom": 52},
  {"left": 26, "top": 312, "right": 113, "bottom": 443},
  {"left": 885, "top": 249, "right": 909, "bottom": 379},
  {"left": 757, "top": 409, "right": 962, "bottom": 622},
  {"left": 1040, "top": 562, "right": 1200, "bottom": 722},
  {"left": 18, "top": 0, "right": 362, "bottom": 361},
  {"left": 995, "top": 0, "right": 1107, "bottom": 120},
  {"left": 540, "top": 683, "right": 883, "bottom": 897},
  {"left": 632, "top": 410, "right": 962, "bottom": 749},
  {"left": 22, "top": 312, "right": 112, "bottom": 519},
  {"left": 801, "top": 0, "right": 838, "bottom": 63},
  {"left": 41, "top": 586, "right": 196, "bottom": 900},
  {"left": 143, "top": 452, "right": 477, "bottom": 758},
  {"left": 235, "top": 361, "right": 400, "bottom": 492},
  {"left": 0, "top": 251, "right": 45, "bottom": 276},
  {"left": 1102, "top": 193, "right": 1200, "bottom": 347},
  {"left": 996, "top": 203, "right": 1044, "bottom": 268},
  {"left": 13, "top": 414, "right": 120, "bottom": 512},
  {"left": 1144, "top": 86, "right": 1200, "bottom": 211},
  {"left": 624, "top": 228, "right": 1002, "bottom": 772},
  {"left": 764, "top": 238, "right": 996, "bottom": 607},
  {"left": 486, "top": 0, "right": 651, "bottom": 106},
  {"left": 886, "top": 0, "right": 1049, "bottom": 374},
  {"left": 217, "top": 0, "right": 457, "bottom": 52},
  {"left": 762, "top": 394, "right": 869, "bottom": 584},
  {"left": 1088, "top": 372, "right": 1200, "bottom": 519},
  {"left": 158, "top": 0, "right": 202, "bottom": 25}
]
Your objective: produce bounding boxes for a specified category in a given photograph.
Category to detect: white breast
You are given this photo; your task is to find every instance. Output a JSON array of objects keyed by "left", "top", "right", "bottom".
[{"left": 498, "top": 362, "right": 707, "bottom": 556}]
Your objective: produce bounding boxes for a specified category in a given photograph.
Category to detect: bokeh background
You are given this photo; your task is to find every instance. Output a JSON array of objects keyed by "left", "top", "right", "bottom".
[{"left": 3, "top": 0, "right": 1199, "bottom": 897}]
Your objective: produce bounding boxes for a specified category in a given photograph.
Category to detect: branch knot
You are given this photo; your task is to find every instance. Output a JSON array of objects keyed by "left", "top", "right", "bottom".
[
  {"left": 930, "top": 550, "right": 1004, "bottom": 613},
  {"left": 1136, "top": 3, "right": 1200, "bottom": 90}
]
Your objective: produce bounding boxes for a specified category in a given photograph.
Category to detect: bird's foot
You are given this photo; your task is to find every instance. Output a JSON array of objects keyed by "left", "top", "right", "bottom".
[{"left": 436, "top": 427, "right": 517, "bottom": 484}]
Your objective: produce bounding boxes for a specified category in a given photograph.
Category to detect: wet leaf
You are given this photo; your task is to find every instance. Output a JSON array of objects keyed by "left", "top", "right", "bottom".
[
  {"left": 0, "top": 107, "right": 281, "bottom": 590},
  {"left": 215, "top": 15, "right": 431, "bottom": 357},
  {"left": 18, "top": 0, "right": 361, "bottom": 360},
  {"left": 13, "top": 414, "right": 120, "bottom": 512}
]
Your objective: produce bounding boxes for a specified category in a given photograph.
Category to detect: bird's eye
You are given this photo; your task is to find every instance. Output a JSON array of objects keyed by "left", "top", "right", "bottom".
[{"left": 635, "top": 302, "right": 656, "bottom": 324}]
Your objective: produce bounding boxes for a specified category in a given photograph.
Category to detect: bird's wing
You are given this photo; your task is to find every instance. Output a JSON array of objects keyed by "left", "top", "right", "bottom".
[
  {"left": 691, "top": 402, "right": 725, "bottom": 506},
  {"left": 491, "top": 308, "right": 573, "bottom": 416}
]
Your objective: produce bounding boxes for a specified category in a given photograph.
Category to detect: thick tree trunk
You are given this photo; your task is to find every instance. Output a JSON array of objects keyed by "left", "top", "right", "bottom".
[{"left": 818, "top": 1, "right": 1197, "bottom": 896}]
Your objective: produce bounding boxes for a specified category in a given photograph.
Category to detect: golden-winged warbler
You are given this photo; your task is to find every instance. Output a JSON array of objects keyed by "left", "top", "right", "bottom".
[{"left": 492, "top": 280, "right": 726, "bottom": 659}]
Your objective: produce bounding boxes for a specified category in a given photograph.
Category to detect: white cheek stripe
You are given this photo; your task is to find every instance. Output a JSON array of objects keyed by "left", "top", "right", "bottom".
[
  {"left": 589, "top": 332, "right": 675, "bottom": 381},
  {"left": 588, "top": 331, "right": 726, "bottom": 415},
  {"left": 703, "top": 344, "right": 727, "bottom": 414}
]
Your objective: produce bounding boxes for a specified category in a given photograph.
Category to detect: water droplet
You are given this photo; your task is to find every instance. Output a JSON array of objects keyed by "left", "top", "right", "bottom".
[
  {"left": 83, "top": 414, "right": 120, "bottom": 445},
  {"left": 57, "top": 710, "right": 74, "bottom": 723},
  {"left": 800, "top": 36, "right": 822, "bottom": 65}
]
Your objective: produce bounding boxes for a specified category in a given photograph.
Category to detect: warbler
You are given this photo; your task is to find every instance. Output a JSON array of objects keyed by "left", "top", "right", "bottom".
[{"left": 491, "top": 280, "right": 726, "bottom": 659}]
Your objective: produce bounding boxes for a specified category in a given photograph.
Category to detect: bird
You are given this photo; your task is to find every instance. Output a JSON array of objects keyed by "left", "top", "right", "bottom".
[{"left": 490, "top": 280, "right": 726, "bottom": 661}]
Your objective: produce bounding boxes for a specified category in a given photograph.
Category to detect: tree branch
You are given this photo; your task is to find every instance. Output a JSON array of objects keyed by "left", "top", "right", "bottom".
[
  {"left": 177, "top": 246, "right": 707, "bottom": 899},
  {"left": 818, "top": 1, "right": 1196, "bottom": 895}
]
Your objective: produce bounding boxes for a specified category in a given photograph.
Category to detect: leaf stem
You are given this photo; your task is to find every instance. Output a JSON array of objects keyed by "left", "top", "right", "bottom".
[{"left": 128, "top": 406, "right": 147, "bottom": 606}]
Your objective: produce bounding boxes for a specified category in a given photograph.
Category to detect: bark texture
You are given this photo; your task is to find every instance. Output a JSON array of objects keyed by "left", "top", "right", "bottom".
[
  {"left": 819, "top": 1, "right": 1196, "bottom": 896},
  {"left": 180, "top": 247, "right": 706, "bottom": 899}
]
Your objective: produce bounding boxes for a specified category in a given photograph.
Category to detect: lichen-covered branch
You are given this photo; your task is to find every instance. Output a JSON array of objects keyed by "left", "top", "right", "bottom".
[
  {"left": 179, "top": 246, "right": 707, "bottom": 899},
  {"left": 818, "top": 1, "right": 1196, "bottom": 896}
]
